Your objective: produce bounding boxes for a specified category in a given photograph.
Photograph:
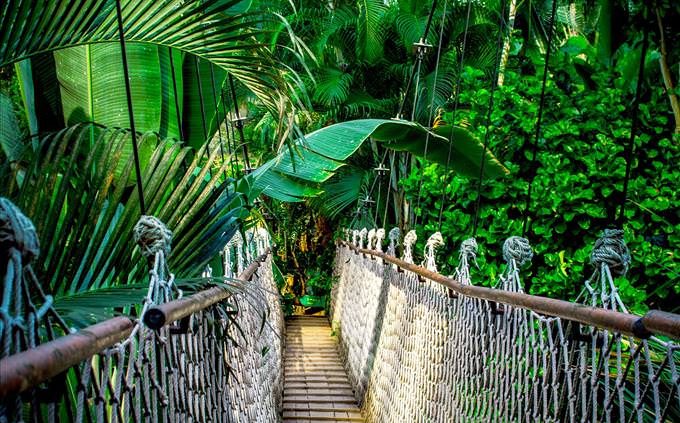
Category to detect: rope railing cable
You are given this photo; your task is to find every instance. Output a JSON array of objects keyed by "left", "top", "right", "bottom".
[
  {"left": 618, "top": 22, "right": 650, "bottom": 225},
  {"left": 471, "top": 0, "right": 508, "bottom": 237},
  {"left": 413, "top": 0, "right": 449, "bottom": 228},
  {"left": 521, "top": 0, "right": 558, "bottom": 236},
  {"left": 115, "top": 0, "right": 146, "bottom": 215},
  {"left": 228, "top": 73, "right": 251, "bottom": 172},
  {"left": 436, "top": 0, "right": 473, "bottom": 231}
]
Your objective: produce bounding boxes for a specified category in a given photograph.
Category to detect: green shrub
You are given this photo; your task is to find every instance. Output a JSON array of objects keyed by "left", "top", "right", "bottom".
[{"left": 404, "top": 52, "right": 679, "bottom": 315}]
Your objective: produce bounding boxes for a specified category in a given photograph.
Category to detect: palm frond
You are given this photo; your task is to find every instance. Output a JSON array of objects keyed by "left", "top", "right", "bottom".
[
  {"left": 4, "top": 123, "right": 246, "bottom": 298},
  {"left": 313, "top": 67, "right": 353, "bottom": 107},
  {"left": 356, "top": 0, "right": 388, "bottom": 62}
]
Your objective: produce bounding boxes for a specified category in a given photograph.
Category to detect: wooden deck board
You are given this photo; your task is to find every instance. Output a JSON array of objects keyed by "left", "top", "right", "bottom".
[{"left": 282, "top": 317, "right": 364, "bottom": 423}]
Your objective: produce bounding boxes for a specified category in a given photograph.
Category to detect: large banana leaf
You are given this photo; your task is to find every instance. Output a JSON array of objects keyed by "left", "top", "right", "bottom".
[
  {"left": 252, "top": 118, "right": 509, "bottom": 201},
  {"left": 7, "top": 123, "right": 246, "bottom": 300},
  {"left": 0, "top": 0, "right": 308, "bottom": 138},
  {"left": 181, "top": 56, "right": 228, "bottom": 149}
]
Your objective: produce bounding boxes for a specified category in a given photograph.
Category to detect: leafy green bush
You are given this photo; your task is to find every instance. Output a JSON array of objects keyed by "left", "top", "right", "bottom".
[{"left": 404, "top": 48, "right": 679, "bottom": 315}]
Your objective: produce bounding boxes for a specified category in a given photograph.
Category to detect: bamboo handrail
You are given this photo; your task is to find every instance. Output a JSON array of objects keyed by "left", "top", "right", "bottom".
[
  {"left": 0, "top": 250, "right": 271, "bottom": 398},
  {"left": 340, "top": 241, "right": 680, "bottom": 340}
]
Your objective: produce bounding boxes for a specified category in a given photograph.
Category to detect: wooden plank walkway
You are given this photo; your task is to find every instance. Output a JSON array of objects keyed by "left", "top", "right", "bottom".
[{"left": 282, "top": 316, "right": 364, "bottom": 422}]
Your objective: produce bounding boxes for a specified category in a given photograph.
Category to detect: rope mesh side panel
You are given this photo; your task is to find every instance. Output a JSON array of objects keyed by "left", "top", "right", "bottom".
[
  {"left": 331, "top": 227, "right": 680, "bottom": 423},
  {"left": 0, "top": 211, "right": 282, "bottom": 422}
]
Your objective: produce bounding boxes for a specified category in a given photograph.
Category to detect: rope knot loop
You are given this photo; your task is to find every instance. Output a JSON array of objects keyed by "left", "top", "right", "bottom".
[
  {"left": 591, "top": 229, "right": 630, "bottom": 276},
  {"left": 423, "top": 232, "right": 444, "bottom": 272},
  {"left": 358, "top": 228, "right": 368, "bottom": 249},
  {"left": 133, "top": 216, "right": 172, "bottom": 258},
  {"left": 367, "top": 228, "right": 376, "bottom": 250},
  {"left": 0, "top": 197, "right": 39, "bottom": 263},
  {"left": 403, "top": 230, "right": 417, "bottom": 263},
  {"left": 460, "top": 237, "right": 479, "bottom": 267},
  {"left": 375, "top": 228, "right": 385, "bottom": 252},
  {"left": 503, "top": 236, "right": 533, "bottom": 267}
]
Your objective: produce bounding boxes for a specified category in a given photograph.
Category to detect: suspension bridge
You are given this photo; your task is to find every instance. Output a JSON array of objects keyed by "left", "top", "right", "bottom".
[
  {"left": 1, "top": 0, "right": 679, "bottom": 422},
  {"left": 0, "top": 201, "right": 679, "bottom": 422}
]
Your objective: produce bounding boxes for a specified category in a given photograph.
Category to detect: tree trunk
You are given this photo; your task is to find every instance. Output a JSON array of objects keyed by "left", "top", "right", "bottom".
[
  {"left": 655, "top": 6, "right": 680, "bottom": 134},
  {"left": 497, "top": 0, "right": 518, "bottom": 86}
]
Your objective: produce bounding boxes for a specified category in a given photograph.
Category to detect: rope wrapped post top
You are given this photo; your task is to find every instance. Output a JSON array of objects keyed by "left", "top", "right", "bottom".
[
  {"left": 375, "top": 229, "right": 385, "bottom": 252},
  {"left": 367, "top": 229, "right": 376, "bottom": 250},
  {"left": 0, "top": 197, "right": 39, "bottom": 263},
  {"left": 503, "top": 236, "right": 533, "bottom": 268},
  {"left": 352, "top": 229, "right": 359, "bottom": 247},
  {"left": 403, "top": 230, "right": 417, "bottom": 264},
  {"left": 133, "top": 216, "right": 172, "bottom": 259},
  {"left": 591, "top": 229, "right": 631, "bottom": 276},
  {"left": 423, "top": 232, "right": 444, "bottom": 272}
]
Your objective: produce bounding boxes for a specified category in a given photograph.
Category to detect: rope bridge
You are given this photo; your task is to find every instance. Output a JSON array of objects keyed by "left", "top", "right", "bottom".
[
  {"left": 2, "top": 196, "right": 680, "bottom": 422},
  {"left": 331, "top": 228, "right": 680, "bottom": 422}
]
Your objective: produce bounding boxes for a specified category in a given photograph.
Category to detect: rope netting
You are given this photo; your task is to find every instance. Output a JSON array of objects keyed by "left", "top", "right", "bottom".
[
  {"left": 332, "top": 228, "right": 680, "bottom": 423},
  {"left": 0, "top": 199, "right": 282, "bottom": 422}
]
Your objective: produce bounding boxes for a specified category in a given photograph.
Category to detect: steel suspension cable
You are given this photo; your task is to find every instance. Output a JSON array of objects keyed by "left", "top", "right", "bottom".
[
  {"left": 436, "top": 0, "right": 473, "bottom": 231},
  {"left": 209, "top": 63, "right": 228, "bottom": 180},
  {"left": 521, "top": 0, "right": 558, "bottom": 236},
  {"left": 413, "top": 0, "right": 449, "bottom": 228},
  {"left": 618, "top": 23, "right": 650, "bottom": 225},
  {"left": 168, "top": 47, "right": 185, "bottom": 142},
  {"left": 396, "top": 0, "right": 439, "bottom": 119},
  {"left": 471, "top": 0, "right": 508, "bottom": 237},
  {"left": 115, "top": 0, "right": 146, "bottom": 215},
  {"left": 219, "top": 86, "right": 238, "bottom": 176},
  {"left": 194, "top": 56, "right": 213, "bottom": 180},
  {"left": 228, "top": 74, "right": 251, "bottom": 172}
]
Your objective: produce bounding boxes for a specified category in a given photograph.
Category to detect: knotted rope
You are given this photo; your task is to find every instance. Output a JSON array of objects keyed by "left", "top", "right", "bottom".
[
  {"left": 133, "top": 215, "right": 172, "bottom": 259},
  {"left": 0, "top": 197, "right": 39, "bottom": 262},
  {"left": 591, "top": 229, "right": 630, "bottom": 276},
  {"left": 367, "top": 228, "right": 376, "bottom": 250},
  {"left": 423, "top": 232, "right": 443, "bottom": 272},
  {"left": 359, "top": 228, "right": 368, "bottom": 249},
  {"left": 387, "top": 228, "right": 400, "bottom": 256},
  {"left": 375, "top": 229, "right": 385, "bottom": 252},
  {"left": 403, "top": 230, "right": 417, "bottom": 264},
  {"left": 456, "top": 238, "right": 479, "bottom": 285},
  {"left": 502, "top": 236, "right": 533, "bottom": 268},
  {"left": 460, "top": 238, "right": 478, "bottom": 269}
]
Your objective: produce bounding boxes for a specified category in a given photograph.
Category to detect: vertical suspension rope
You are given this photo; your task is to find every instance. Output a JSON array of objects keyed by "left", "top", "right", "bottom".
[
  {"left": 115, "top": 0, "right": 146, "bottom": 215},
  {"left": 168, "top": 47, "right": 184, "bottom": 142},
  {"left": 209, "top": 63, "right": 228, "bottom": 179},
  {"left": 219, "top": 86, "right": 238, "bottom": 175},
  {"left": 472, "top": 0, "right": 508, "bottom": 237},
  {"left": 436, "top": 0, "right": 473, "bottom": 231},
  {"left": 228, "top": 74, "right": 251, "bottom": 172},
  {"left": 194, "top": 56, "right": 212, "bottom": 159},
  {"left": 618, "top": 23, "right": 650, "bottom": 225},
  {"left": 521, "top": 0, "right": 558, "bottom": 236}
]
